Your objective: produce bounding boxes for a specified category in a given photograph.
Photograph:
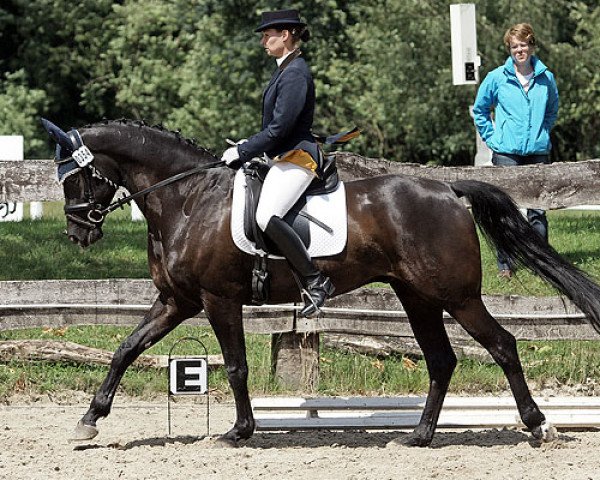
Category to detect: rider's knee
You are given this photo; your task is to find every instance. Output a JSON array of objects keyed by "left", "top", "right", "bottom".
[{"left": 256, "top": 209, "right": 277, "bottom": 232}]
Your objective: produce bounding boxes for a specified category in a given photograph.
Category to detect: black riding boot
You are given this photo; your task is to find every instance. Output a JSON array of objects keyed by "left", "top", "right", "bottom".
[{"left": 263, "top": 216, "right": 335, "bottom": 317}]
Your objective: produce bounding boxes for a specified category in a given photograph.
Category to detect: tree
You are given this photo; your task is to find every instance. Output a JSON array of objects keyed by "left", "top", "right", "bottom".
[{"left": 0, "top": 70, "right": 49, "bottom": 157}]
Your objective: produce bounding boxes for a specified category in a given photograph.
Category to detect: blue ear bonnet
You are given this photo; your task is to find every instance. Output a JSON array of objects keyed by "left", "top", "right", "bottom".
[{"left": 41, "top": 118, "right": 90, "bottom": 183}]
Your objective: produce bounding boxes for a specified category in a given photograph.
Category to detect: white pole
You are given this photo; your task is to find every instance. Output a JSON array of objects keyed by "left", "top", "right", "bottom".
[
  {"left": 131, "top": 202, "right": 145, "bottom": 222},
  {"left": 30, "top": 202, "right": 44, "bottom": 219},
  {"left": 450, "top": 4, "right": 491, "bottom": 165}
]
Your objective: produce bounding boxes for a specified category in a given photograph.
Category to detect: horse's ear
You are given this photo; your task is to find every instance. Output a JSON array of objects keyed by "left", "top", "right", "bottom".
[{"left": 41, "top": 118, "right": 74, "bottom": 153}]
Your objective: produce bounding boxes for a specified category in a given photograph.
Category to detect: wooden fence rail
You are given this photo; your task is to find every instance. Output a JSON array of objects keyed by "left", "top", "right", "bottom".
[
  {"left": 0, "top": 279, "right": 594, "bottom": 340},
  {"left": 2, "top": 279, "right": 598, "bottom": 389},
  {"left": 2, "top": 155, "right": 600, "bottom": 209}
]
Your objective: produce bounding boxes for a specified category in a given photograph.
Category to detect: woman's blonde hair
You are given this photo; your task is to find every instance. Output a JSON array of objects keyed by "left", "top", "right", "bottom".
[{"left": 503, "top": 23, "right": 536, "bottom": 50}]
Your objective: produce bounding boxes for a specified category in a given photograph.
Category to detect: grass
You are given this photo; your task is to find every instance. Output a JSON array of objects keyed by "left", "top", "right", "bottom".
[
  {"left": 3, "top": 204, "right": 600, "bottom": 293},
  {"left": 1, "top": 205, "right": 600, "bottom": 399},
  {"left": 0, "top": 203, "right": 148, "bottom": 280},
  {"left": 2, "top": 325, "right": 599, "bottom": 400}
]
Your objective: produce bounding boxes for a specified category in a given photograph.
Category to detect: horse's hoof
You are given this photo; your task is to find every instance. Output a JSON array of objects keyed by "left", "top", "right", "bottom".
[
  {"left": 213, "top": 435, "right": 239, "bottom": 448},
  {"left": 387, "top": 434, "right": 432, "bottom": 448},
  {"left": 402, "top": 435, "right": 432, "bottom": 447},
  {"left": 531, "top": 421, "right": 558, "bottom": 442},
  {"left": 70, "top": 420, "right": 99, "bottom": 441}
]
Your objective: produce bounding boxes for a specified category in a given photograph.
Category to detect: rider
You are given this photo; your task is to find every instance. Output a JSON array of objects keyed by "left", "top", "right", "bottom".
[{"left": 221, "top": 9, "right": 334, "bottom": 317}]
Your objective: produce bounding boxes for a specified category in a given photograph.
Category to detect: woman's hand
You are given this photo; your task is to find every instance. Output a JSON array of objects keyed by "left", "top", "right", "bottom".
[{"left": 221, "top": 145, "right": 241, "bottom": 168}]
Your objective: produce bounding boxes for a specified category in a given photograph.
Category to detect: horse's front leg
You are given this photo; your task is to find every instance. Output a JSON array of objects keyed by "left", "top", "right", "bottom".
[
  {"left": 72, "top": 295, "right": 197, "bottom": 440},
  {"left": 203, "top": 293, "right": 254, "bottom": 445}
]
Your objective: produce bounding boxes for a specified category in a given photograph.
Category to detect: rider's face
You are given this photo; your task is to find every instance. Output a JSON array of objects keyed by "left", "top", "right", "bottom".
[{"left": 260, "top": 28, "right": 288, "bottom": 58}]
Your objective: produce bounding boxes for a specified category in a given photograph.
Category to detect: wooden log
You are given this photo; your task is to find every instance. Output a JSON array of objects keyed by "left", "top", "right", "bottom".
[
  {"left": 2, "top": 157, "right": 600, "bottom": 208},
  {"left": 322, "top": 333, "right": 493, "bottom": 363},
  {"left": 0, "top": 339, "right": 224, "bottom": 369},
  {"left": 270, "top": 332, "right": 319, "bottom": 392}
]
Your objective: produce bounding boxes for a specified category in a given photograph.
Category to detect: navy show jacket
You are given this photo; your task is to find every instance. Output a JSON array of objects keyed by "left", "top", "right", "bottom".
[{"left": 238, "top": 51, "right": 321, "bottom": 169}]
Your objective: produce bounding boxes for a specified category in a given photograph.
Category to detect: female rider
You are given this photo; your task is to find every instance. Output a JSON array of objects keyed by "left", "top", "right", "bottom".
[{"left": 221, "top": 9, "right": 334, "bottom": 317}]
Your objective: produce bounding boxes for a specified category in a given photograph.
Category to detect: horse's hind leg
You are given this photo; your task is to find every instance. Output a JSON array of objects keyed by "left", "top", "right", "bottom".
[
  {"left": 394, "top": 288, "right": 457, "bottom": 446},
  {"left": 448, "top": 297, "right": 556, "bottom": 441},
  {"left": 73, "top": 295, "right": 195, "bottom": 440},
  {"left": 203, "top": 293, "right": 254, "bottom": 446}
]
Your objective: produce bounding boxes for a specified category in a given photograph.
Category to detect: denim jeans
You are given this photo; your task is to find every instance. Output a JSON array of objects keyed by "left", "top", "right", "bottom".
[{"left": 491, "top": 152, "right": 550, "bottom": 271}]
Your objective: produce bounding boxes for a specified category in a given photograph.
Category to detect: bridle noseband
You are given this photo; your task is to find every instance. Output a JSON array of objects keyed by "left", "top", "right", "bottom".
[{"left": 55, "top": 129, "right": 224, "bottom": 229}]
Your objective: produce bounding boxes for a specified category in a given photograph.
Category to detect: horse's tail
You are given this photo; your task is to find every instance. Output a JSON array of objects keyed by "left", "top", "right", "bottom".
[{"left": 451, "top": 179, "right": 600, "bottom": 335}]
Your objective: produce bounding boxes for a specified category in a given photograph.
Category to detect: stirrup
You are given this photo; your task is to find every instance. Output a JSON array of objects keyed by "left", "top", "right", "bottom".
[
  {"left": 299, "top": 277, "right": 335, "bottom": 318},
  {"left": 300, "top": 288, "right": 321, "bottom": 318}
]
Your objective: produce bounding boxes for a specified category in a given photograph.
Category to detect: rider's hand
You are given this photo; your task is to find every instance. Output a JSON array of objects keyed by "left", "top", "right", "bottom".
[{"left": 221, "top": 145, "right": 241, "bottom": 169}]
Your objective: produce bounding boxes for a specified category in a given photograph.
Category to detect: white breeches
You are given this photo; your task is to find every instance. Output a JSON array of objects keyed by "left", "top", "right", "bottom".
[{"left": 255, "top": 161, "right": 315, "bottom": 231}]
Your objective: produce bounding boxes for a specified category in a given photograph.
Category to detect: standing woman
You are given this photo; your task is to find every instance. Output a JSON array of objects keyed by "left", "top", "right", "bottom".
[
  {"left": 221, "top": 9, "right": 334, "bottom": 317},
  {"left": 473, "top": 23, "right": 559, "bottom": 278}
]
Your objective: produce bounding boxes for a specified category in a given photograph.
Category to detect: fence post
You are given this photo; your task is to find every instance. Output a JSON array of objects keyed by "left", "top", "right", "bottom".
[{"left": 271, "top": 331, "right": 319, "bottom": 392}]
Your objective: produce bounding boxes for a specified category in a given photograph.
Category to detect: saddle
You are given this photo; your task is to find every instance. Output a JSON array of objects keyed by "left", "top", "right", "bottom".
[{"left": 242, "top": 156, "right": 340, "bottom": 304}]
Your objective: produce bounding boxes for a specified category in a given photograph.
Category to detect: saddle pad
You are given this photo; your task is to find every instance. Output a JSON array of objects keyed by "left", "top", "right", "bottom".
[{"left": 230, "top": 169, "right": 348, "bottom": 259}]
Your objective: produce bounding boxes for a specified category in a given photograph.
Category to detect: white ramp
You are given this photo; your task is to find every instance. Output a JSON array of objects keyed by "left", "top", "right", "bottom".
[{"left": 252, "top": 396, "right": 600, "bottom": 431}]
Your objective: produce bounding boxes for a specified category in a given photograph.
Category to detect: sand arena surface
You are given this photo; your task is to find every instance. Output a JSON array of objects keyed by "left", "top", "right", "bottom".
[{"left": 1, "top": 394, "right": 600, "bottom": 480}]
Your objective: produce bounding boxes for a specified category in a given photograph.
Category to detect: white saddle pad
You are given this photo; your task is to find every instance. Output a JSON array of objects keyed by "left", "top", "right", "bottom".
[{"left": 230, "top": 169, "right": 348, "bottom": 259}]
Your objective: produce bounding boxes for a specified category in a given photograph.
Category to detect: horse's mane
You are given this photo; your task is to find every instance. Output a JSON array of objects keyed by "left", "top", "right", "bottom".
[{"left": 85, "top": 118, "right": 215, "bottom": 157}]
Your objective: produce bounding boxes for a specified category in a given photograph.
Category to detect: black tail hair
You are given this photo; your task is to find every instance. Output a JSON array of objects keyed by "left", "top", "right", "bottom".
[{"left": 451, "top": 179, "right": 600, "bottom": 335}]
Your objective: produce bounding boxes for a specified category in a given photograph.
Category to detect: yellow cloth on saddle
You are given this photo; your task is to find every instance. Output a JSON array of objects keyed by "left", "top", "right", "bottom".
[{"left": 274, "top": 149, "right": 317, "bottom": 174}]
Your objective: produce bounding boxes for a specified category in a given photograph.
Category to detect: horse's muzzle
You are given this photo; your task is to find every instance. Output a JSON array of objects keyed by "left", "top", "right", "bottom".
[{"left": 66, "top": 214, "right": 104, "bottom": 248}]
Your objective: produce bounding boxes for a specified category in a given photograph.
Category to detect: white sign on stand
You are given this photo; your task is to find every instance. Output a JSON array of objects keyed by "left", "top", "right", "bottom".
[
  {"left": 450, "top": 4, "right": 481, "bottom": 85},
  {"left": 169, "top": 358, "right": 208, "bottom": 395},
  {"left": 0, "top": 136, "right": 25, "bottom": 222}
]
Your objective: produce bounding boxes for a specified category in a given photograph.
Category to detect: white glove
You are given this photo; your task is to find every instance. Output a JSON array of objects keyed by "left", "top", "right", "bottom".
[
  {"left": 226, "top": 138, "right": 248, "bottom": 146},
  {"left": 221, "top": 145, "right": 240, "bottom": 165}
]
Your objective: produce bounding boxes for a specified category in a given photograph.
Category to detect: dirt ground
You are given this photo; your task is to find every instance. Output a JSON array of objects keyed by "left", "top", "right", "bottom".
[{"left": 1, "top": 393, "right": 600, "bottom": 480}]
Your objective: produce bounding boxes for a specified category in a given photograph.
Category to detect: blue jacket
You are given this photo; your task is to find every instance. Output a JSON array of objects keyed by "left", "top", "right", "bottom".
[
  {"left": 473, "top": 56, "right": 559, "bottom": 155},
  {"left": 238, "top": 52, "right": 321, "bottom": 168}
]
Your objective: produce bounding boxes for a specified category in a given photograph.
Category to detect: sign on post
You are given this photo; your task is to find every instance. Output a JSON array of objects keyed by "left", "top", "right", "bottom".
[
  {"left": 169, "top": 358, "right": 208, "bottom": 395},
  {"left": 450, "top": 4, "right": 480, "bottom": 85},
  {"left": 0, "top": 136, "right": 24, "bottom": 222},
  {"left": 167, "top": 337, "right": 210, "bottom": 437}
]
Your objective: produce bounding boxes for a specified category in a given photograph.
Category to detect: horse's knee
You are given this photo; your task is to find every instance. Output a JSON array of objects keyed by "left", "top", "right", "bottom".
[
  {"left": 112, "top": 339, "right": 138, "bottom": 366},
  {"left": 425, "top": 350, "right": 457, "bottom": 383},
  {"left": 226, "top": 363, "right": 249, "bottom": 384}
]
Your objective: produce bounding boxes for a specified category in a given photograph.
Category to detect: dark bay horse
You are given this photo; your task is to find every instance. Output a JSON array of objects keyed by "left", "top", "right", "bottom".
[{"left": 43, "top": 119, "right": 600, "bottom": 447}]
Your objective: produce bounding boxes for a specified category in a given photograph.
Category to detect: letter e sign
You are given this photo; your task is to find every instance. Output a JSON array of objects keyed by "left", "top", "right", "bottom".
[{"left": 169, "top": 359, "right": 208, "bottom": 395}]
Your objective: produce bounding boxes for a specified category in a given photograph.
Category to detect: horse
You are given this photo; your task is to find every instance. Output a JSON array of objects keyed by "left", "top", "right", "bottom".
[{"left": 42, "top": 118, "right": 600, "bottom": 447}]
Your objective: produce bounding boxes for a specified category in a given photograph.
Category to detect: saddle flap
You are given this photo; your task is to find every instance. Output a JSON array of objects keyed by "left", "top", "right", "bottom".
[
  {"left": 242, "top": 161, "right": 310, "bottom": 252},
  {"left": 231, "top": 168, "right": 348, "bottom": 260}
]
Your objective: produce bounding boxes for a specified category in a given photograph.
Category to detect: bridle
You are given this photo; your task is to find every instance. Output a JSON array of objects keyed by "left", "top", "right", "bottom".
[{"left": 56, "top": 129, "right": 224, "bottom": 229}]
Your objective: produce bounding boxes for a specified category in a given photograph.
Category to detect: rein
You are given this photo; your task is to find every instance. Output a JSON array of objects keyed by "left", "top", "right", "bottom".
[
  {"left": 57, "top": 128, "right": 224, "bottom": 227},
  {"left": 98, "top": 160, "right": 225, "bottom": 218}
]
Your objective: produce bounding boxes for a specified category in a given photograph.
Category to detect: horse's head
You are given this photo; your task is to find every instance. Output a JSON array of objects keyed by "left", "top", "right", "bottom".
[{"left": 41, "top": 118, "right": 120, "bottom": 248}]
